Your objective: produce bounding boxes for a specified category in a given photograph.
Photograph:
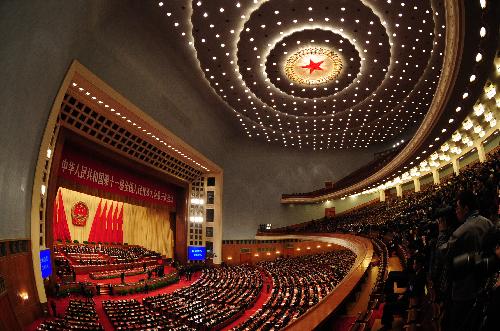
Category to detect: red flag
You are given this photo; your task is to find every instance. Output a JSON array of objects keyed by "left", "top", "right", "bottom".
[
  {"left": 112, "top": 202, "right": 119, "bottom": 243},
  {"left": 58, "top": 190, "right": 71, "bottom": 241},
  {"left": 105, "top": 202, "right": 114, "bottom": 243},
  {"left": 53, "top": 194, "right": 60, "bottom": 241},
  {"left": 118, "top": 203, "right": 124, "bottom": 243},
  {"left": 88, "top": 199, "right": 102, "bottom": 242},
  {"left": 97, "top": 202, "right": 108, "bottom": 242}
]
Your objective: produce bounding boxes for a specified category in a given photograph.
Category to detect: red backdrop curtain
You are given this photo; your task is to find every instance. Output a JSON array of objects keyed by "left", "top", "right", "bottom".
[{"left": 53, "top": 190, "right": 72, "bottom": 242}]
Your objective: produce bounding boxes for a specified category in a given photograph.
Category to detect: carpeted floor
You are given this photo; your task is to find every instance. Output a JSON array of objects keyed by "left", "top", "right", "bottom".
[
  {"left": 25, "top": 271, "right": 200, "bottom": 331},
  {"left": 222, "top": 272, "right": 272, "bottom": 330},
  {"left": 331, "top": 316, "right": 357, "bottom": 331}
]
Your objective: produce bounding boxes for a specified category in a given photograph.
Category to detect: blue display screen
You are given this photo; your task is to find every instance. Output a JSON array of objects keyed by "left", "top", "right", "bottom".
[
  {"left": 188, "top": 246, "right": 206, "bottom": 260},
  {"left": 40, "top": 249, "right": 52, "bottom": 278}
]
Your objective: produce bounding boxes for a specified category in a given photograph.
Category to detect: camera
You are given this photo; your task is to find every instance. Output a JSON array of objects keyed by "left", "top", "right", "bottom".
[
  {"left": 453, "top": 252, "right": 498, "bottom": 277},
  {"left": 452, "top": 225, "right": 499, "bottom": 277}
]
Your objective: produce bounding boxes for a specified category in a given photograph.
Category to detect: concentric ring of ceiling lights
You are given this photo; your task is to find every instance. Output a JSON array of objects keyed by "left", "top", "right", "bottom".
[
  {"left": 284, "top": 47, "right": 343, "bottom": 86},
  {"left": 161, "top": 0, "right": 446, "bottom": 149}
]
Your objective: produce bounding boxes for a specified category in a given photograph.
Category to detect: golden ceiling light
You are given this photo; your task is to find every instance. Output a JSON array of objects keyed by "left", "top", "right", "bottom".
[
  {"left": 19, "top": 291, "right": 29, "bottom": 301},
  {"left": 473, "top": 103, "right": 485, "bottom": 116},
  {"left": 452, "top": 132, "right": 462, "bottom": 142},
  {"left": 284, "top": 47, "right": 343, "bottom": 86},
  {"left": 485, "top": 83, "right": 496, "bottom": 99}
]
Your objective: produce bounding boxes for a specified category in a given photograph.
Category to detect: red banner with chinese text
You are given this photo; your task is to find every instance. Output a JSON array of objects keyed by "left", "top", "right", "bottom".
[{"left": 59, "top": 148, "right": 176, "bottom": 208}]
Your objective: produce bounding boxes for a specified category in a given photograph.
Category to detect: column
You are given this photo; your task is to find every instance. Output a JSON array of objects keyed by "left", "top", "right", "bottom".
[
  {"left": 432, "top": 169, "right": 440, "bottom": 185},
  {"left": 452, "top": 158, "right": 460, "bottom": 175},
  {"left": 413, "top": 177, "right": 421, "bottom": 192},
  {"left": 396, "top": 184, "right": 402, "bottom": 198},
  {"left": 476, "top": 143, "right": 486, "bottom": 162},
  {"left": 379, "top": 189, "right": 386, "bottom": 202},
  {"left": 212, "top": 173, "right": 223, "bottom": 265}
]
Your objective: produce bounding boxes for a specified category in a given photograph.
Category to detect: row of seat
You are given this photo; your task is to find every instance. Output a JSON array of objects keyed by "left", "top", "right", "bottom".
[
  {"left": 143, "top": 265, "right": 262, "bottom": 330},
  {"left": 102, "top": 299, "right": 194, "bottom": 331},
  {"left": 232, "top": 250, "right": 356, "bottom": 331},
  {"left": 89, "top": 265, "right": 155, "bottom": 280},
  {"left": 56, "top": 244, "right": 160, "bottom": 266},
  {"left": 37, "top": 299, "right": 103, "bottom": 331},
  {"left": 350, "top": 237, "right": 389, "bottom": 331}
]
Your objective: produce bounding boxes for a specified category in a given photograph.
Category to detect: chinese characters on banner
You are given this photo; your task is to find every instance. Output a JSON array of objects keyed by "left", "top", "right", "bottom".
[{"left": 59, "top": 147, "right": 176, "bottom": 208}]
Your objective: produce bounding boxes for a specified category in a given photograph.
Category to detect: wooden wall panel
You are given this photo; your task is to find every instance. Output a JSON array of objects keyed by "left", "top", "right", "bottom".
[
  {"left": 221, "top": 240, "right": 343, "bottom": 265},
  {"left": 0, "top": 250, "right": 42, "bottom": 328},
  {"left": 0, "top": 292, "right": 21, "bottom": 331}
]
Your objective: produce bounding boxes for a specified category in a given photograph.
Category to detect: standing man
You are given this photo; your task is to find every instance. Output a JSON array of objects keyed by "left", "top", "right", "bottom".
[
  {"left": 50, "top": 300, "right": 57, "bottom": 317},
  {"left": 439, "top": 190, "right": 494, "bottom": 331}
]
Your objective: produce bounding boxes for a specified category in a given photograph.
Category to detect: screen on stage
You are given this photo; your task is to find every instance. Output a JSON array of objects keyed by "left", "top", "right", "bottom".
[
  {"left": 40, "top": 249, "right": 52, "bottom": 278},
  {"left": 188, "top": 246, "right": 206, "bottom": 260}
]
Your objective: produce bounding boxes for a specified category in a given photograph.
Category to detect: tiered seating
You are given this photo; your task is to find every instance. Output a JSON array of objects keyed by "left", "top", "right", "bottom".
[
  {"left": 349, "top": 238, "right": 388, "bottom": 331},
  {"left": 233, "top": 250, "right": 356, "bottom": 330},
  {"left": 268, "top": 202, "right": 387, "bottom": 234},
  {"left": 172, "top": 266, "right": 262, "bottom": 307},
  {"left": 396, "top": 243, "right": 410, "bottom": 269},
  {"left": 57, "top": 244, "right": 159, "bottom": 264},
  {"left": 143, "top": 265, "right": 262, "bottom": 330},
  {"left": 102, "top": 246, "right": 160, "bottom": 264},
  {"left": 103, "top": 299, "right": 192, "bottom": 331},
  {"left": 269, "top": 147, "right": 500, "bottom": 330},
  {"left": 275, "top": 148, "right": 499, "bottom": 239},
  {"left": 89, "top": 266, "right": 155, "bottom": 280},
  {"left": 54, "top": 256, "right": 73, "bottom": 280},
  {"left": 54, "top": 243, "right": 161, "bottom": 274},
  {"left": 371, "top": 237, "right": 388, "bottom": 298},
  {"left": 70, "top": 253, "right": 108, "bottom": 266},
  {"left": 37, "top": 300, "right": 103, "bottom": 331}
]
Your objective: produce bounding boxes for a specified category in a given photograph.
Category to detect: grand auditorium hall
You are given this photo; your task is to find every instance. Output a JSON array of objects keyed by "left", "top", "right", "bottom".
[{"left": 1, "top": 0, "right": 499, "bottom": 331}]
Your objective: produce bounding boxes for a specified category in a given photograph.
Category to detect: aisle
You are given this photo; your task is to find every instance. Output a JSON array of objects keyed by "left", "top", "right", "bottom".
[
  {"left": 329, "top": 264, "right": 378, "bottom": 331},
  {"left": 370, "top": 255, "right": 405, "bottom": 331},
  {"left": 222, "top": 272, "right": 273, "bottom": 330}
]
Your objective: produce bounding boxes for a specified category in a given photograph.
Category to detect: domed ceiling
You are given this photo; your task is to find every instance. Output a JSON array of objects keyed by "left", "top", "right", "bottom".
[{"left": 157, "top": 0, "right": 447, "bottom": 150}]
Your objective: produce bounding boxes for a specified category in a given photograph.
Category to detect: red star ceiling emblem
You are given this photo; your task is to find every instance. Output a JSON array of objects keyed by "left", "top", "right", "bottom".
[{"left": 301, "top": 59, "right": 324, "bottom": 74}]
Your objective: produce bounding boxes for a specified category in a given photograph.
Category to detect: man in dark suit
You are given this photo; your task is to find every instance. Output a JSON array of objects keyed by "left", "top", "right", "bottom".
[
  {"left": 50, "top": 300, "right": 57, "bottom": 317},
  {"left": 439, "top": 190, "right": 494, "bottom": 331}
]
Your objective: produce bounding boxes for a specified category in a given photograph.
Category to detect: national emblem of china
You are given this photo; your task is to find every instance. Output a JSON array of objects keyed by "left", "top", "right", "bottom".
[
  {"left": 71, "top": 201, "right": 89, "bottom": 226},
  {"left": 284, "top": 47, "right": 343, "bottom": 86}
]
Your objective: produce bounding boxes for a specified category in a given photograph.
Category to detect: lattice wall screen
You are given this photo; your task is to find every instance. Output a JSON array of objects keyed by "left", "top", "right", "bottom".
[
  {"left": 189, "top": 178, "right": 205, "bottom": 247},
  {"left": 59, "top": 92, "right": 203, "bottom": 183}
]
